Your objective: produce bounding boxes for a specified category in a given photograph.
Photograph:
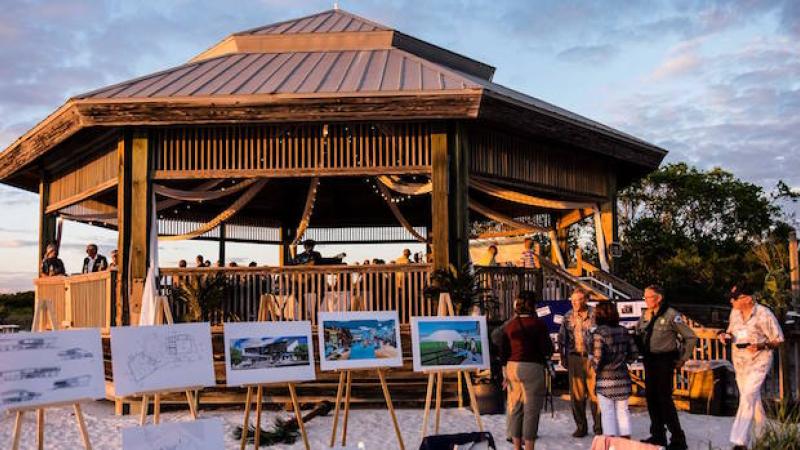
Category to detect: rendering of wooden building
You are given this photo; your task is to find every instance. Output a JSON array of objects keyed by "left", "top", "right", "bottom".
[{"left": 0, "top": 8, "right": 665, "bottom": 408}]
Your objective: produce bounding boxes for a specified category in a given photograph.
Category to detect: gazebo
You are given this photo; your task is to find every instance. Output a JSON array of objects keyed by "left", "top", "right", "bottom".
[{"left": 0, "top": 8, "right": 664, "bottom": 407}]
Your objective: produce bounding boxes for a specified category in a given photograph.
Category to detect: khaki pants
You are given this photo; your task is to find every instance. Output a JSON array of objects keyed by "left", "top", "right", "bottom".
[
  {"left": 568, "top": 354, "right": 601, "bottom": 434},
  {"left": 506, "top": 361, "right": 546, "bottom": 441}
]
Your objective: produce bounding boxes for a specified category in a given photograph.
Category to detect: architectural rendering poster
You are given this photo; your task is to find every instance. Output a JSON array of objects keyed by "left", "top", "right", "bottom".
[
  {"left": 110, "top": 322, "right": 216, "bottom": 396},
  {"left": 223, "top": 321, "right": 315, "bottom": 386},
  {"left": 122, "top": 418, "right": 224, "bottom": 450},
  {"left": 0, "top": 328, "right": 105, "bottom": 412},
  {"left": 318, "top": 310, "right": 403, "bottom": 371},
  {"left": 410, "top": 316, "right": 490, "bottom": 372}
]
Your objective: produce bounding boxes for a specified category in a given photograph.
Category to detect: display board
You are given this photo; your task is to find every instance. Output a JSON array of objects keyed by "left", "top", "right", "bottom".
[
  {"left": 111, "top": 322, "right": 216, "bottom": 396},
  {"left": 224, "top": 321, "right": 315, "bottom": 386},
  {"left": 317, "top": 311, "right": 403, "bottom": 370},
  {"left": 410, "top": 316, "right": 490, "bottom": 372},
  {"left": 0, "top": 328, "right": 104, "bottom": 412},
  {"left": 122, "top": 418, "right": 224, "bottom": 450}
]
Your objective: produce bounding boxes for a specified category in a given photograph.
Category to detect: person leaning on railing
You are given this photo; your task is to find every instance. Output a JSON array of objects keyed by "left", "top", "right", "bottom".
[
  {"left": 40, "top": 243, "right": 66, "bottom": 277},
  {"left": 718, "top": 282, "right": 784, "bottom": 450},
  {"left": 492, "top": 290, "right": 554, "bottom": 450}
]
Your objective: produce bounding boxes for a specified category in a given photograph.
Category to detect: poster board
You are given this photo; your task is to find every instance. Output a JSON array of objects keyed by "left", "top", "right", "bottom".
[
  {"left": 410, "top": 316, "right": 490, "bottom": 372},
  {"left": 0, "top": 328, "right": 104, "bottom": 412},
  {"left": 223, "top": 321, "right": 315, "bottom": 386},
  {"left": 122, "top": 418, "right": 224, "bottom": 450},
  {"left": 111, "top": 322, "right": 216, "bottom": 396},
  {"left": 318, "top": 311, "right": 403, "bottom": 371}
]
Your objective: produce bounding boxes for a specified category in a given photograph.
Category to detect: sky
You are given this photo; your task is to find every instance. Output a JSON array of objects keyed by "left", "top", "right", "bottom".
[{"left": 0, "top": 0, "right": 798, "bottom": 293}]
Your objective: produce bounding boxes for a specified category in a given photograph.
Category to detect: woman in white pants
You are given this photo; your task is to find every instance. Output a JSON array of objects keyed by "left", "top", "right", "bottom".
[
  {"left": 590, "top": 302, "right": 639, "bottom": 438},
  {"left": 718, "top": 283, "right": 784, "bottom": 450}
]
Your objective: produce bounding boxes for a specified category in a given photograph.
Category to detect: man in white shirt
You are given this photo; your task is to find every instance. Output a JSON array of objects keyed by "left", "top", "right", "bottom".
[
  {"left": 81, "top": 243, "right": 108, "bottom": 273},
  {"left": 718, "top": 282, "right": 784, "bottom": 450}
]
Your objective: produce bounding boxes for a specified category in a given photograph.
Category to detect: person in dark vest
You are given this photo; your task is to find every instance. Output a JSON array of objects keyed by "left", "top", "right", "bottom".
[
  {"left": 635, "top": 285, "right": 697, "bottom": 450},
  {"left": 81, "top": 243, "right": 108, "bottom": 273}
]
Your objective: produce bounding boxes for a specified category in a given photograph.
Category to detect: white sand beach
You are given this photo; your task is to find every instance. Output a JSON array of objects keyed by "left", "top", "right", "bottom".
[{"left": 1, "top": 398, "right": 734, "bottom": 449}]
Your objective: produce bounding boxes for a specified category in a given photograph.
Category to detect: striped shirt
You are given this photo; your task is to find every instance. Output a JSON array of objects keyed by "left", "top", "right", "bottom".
[{"left": 591, "top": 325, "right": 638, "bottom": 400}]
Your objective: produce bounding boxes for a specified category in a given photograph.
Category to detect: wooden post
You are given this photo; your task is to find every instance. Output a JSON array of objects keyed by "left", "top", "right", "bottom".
[
  {"left": 450, "top": 122, "right": 470, "bottom": 270},
  {"left": 278, "top": 226, "right": 293, "bottom": 266},
  {"left": 117, "top": 131, "right": 151, "bottom": 326},
  {"left": 790, "top": 231, "right": 799, "bottom": 309},
  {"left": 38, "top": 175, "right": 56, "bottom": 270},
  {"left": 218, "top": 222, "right": 226, "bottom": 266},
  {"left": 599, "top": 195, "right": 617, "bottom": 273},
  {"left": 431, "top": 123, "right": 450, "bottom": 271}
]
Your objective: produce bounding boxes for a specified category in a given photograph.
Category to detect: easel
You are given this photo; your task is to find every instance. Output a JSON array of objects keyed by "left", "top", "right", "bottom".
[
  {"left": 10, "top": 299, "right": 93, "bottom": 450},
  {"left": 137, "top": 296, "right": 200, "bottom": 426},
  {"left": 239, "top": 294, "right": 310, "bottom": 450},
  {"left": 420, "top": 293, "right": 483, "bottom": 438},
  {"left": 328, "top": 326, "right": 405, "bottom": 449}
]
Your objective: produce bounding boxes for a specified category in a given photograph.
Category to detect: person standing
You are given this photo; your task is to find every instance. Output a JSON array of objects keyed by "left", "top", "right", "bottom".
[
  {"left": 479, "top": 244, "right": 500, "bottom": 266},
  {"left": 591, "top": 301, "right": 638, "bottom": 438},
  {"left": 81, "top": 243, "right": 108, "bottom": 273},
  {"left": 496, "top": 290, "right": 554, "bottom": 450},
  {"left": 635, "top": 285, "right": 697, "bottom": 450},
  {"left": 558, "top": 287, "right": 602, "bottom": 437},
  {"left": 40, "top": 243, "right": 66, "bottom": 276},
  {"left": 718, "top": 282, "right": 784, "bottom": 450},
  {"left": 396, "top": 248, "right": 412, "bottom": 264},
  {"left": 518, "top": 238, "right": 537, "bottom": 268}
]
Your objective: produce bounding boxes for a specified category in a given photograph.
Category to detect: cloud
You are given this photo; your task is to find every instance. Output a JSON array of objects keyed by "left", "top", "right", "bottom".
[{"left": 557, "top": 44, "right": 618, "bottom": 64}]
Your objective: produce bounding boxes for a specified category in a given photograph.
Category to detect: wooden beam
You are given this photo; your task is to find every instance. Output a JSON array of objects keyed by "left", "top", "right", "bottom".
[
  {"left": 558, "top": 208, "right": 594, "bottom": 230},
  {"left": 218, "top": 222, "right": 226, "bottom": 266},
  {"left": 599, "top": 200, "right": 616, "bottom": 273},
  {"left": 431, "top": 123, "right": 449, "bottom": 271},
  {"left": 152, "top": 167, "right": 431, "bottom": 180},
  {"left": 45, "top": 178, "right": 117, "bottom": 214},
  {"left": 790, "top": 231, "right": 799, "bottom": 309}
]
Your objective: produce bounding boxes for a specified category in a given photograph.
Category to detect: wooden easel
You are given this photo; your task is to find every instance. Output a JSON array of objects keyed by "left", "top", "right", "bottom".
[
  {"left": 10, "top": 299, "right": 93, "bottom": 450},
  {"left": 327, "top": 324, "right": 406, "bottom": 449},
  {"left": 137, "top": 296, "right": 200, "bottom": 426},
  {"left": 238, "top": 294, "right": 310, "bottom": 450},
  {"left": 420, "top": 293, "right": 483, "bottom": 438}
]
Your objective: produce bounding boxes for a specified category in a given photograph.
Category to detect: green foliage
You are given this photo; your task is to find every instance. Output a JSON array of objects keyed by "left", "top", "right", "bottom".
[
  {"left": 170, "top": 274, "right": 239, "bottom": 324},
  {"left": 751, "top": 401, "right": 800, "bottom": 450},
  {"left": 0, "top": 291, "right": 34, "bottom": 329},
  {"left": 424, "top": 264, "right": 495, "bottom": 316},
  {"left": 230, "top": 346, "right": 243, "bottom": 366},
  {"left": 616, "top": 163, "right": 787, "bottom": 304},
  {"left": 293, "top": 343, "right": 308, "bottom": 361}
]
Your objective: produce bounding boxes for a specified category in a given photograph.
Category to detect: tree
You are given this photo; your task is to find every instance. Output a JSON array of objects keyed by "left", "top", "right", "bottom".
[{"left": 616, "top": 163, "right": 784, "bottom": 304}]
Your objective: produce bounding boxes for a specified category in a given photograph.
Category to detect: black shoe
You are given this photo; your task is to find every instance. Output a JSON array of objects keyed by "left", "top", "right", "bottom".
[
  {"left": 641, "top": 436, "right": 667, "bottom": 446},
  {"left": 594, "top": 428, "right": 603, "bottom": 435},
  {"left": 572, "top": 429, "right": 588, "bottom": 438},
  {"left": 731, "top": 446, "right": 747, "bottom": 450},
  {"left": 667, "top": 442, "right": 688, "bottom": 450}
]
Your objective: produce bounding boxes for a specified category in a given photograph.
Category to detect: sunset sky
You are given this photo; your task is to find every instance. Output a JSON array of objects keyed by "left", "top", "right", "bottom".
[{"left": 1, "top": 0, "right": 798, "bottom": 292}]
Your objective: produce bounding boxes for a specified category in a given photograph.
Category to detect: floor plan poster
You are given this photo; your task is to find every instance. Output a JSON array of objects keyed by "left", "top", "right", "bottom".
[
  {"left": 0, "top": 328, "right": 104, "bottom": 412},
  {"left": 122, "top": 418, "right": 224, "bottom": 450},
  {"left": 111, "top": 322, "right": 216, "bottom": 396},
  {"left": 224, "top": 321, "right": 316, "bottom": 387}
]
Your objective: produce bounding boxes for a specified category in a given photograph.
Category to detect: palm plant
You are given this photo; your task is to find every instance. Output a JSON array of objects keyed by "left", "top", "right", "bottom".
[
  {"left": 424, "top": 263, "right": 495, "bottom": 316},
  {"left": 170, "top": 273, "right": 238, "bottom": 324}
]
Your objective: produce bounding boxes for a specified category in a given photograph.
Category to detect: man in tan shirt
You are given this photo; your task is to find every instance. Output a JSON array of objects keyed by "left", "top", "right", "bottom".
[{"left": 558, "top": 287, "right": 601, "bottom": 437}]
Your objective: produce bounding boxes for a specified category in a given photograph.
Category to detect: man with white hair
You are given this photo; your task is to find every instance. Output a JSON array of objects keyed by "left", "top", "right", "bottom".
[{"left": 718, "top": 282, "right": 784, "bottom": 450}]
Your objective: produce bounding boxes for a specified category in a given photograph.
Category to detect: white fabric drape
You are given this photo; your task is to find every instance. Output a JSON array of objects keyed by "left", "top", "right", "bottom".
[
  {"left": 160, "top": 179, "right": 268, "bottom": 241},
  {"left": 153, "top": 179, "right": 258, "bottom": 201},
  {"left": 376, "top": 182, "right": 427, "bottom": 243},
  {"left": 470, "top": 178, "right": 594, "bottom": 210},
  {"left": 377, "top": 175, "right": 432, "bottom": 195},
  {"left": 291, "top": 178, "right": 320, "bottom": 246},
  {"left": 139, "top": 192, "right": 159, "bottom": 326},
  {"left": 468, "top": 199, "right": 549, "bottom": 233},
  {"left": 548, "top": 229, "right": 566, "bottom": 268},
  {"left": 593, "top": 206, "right": 610, "bottom": 271}
]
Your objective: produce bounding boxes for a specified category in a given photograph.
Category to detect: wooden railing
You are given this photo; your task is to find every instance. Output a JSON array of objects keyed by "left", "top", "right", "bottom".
[
  {"left": 158, "top": 264, "right": 432, "bottom": 325},
  {"left": 538, "top": 256, "right": 608, "bottom": 300},
  {"left": 33, "top": 271, "right": 116, "bottom": 331},
  {"left": 474, "top": 266, "right": 540, "bottom": 320}
]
